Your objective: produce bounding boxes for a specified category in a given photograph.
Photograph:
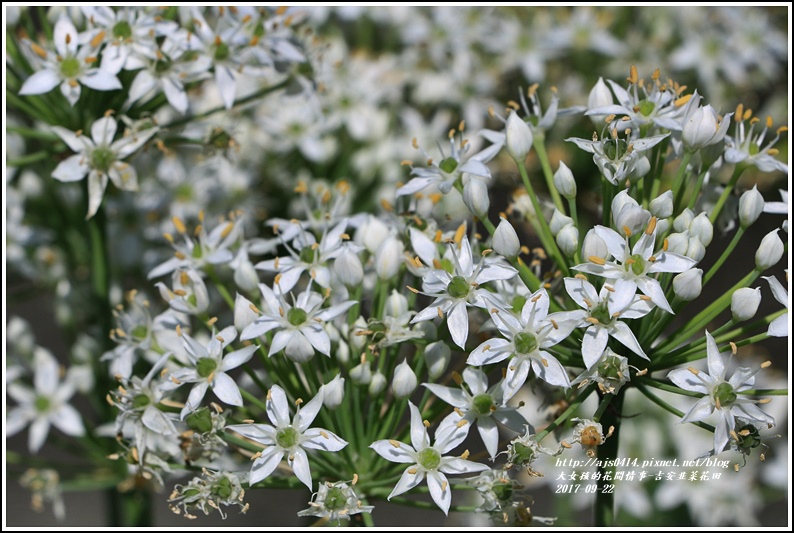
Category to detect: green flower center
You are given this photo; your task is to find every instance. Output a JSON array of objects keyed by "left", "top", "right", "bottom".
[
  {"left": 209, "top": 128, "right": 232, "bottom": 150},
  {"left": 439, "top": 157, "right": 458, "bottom": 174},
  {"left": 713, "top": 382, "right": 737, "bottom": 406},
  {"left": 214, "top": 41, "right": 230, "bottom": 61},
  {"left": 211, "top": 475, "right": 233, "bottom": 499},
  {"left": 186, "top": 408, "right": 214, "bottom": 433},
  {"left": 417, "top": 447, "right": 441, "bottom": 471},
  {"left": 154, "top": 59, "right": 171, "bottom": 74},
  {"left": 513, "top": 332, "right": 538, "bottom": 355},
  {"left": 491, "top": 480, "right": 513, "bottom": 501},
  {"left": 626, "top": 254, "right": 646, "bottom": 276},
  {"left": 299, "top": 246, "right": 316, "bottom": 264},
  {"left": 637, "top": 100, "right": 655, "bottom": 117},
  {"left": 91, "top": 147, "right": 116, "bottom": 173},
  {"left": 191, "top": 244, "right": 203, "bottom": 259},
  {"left": 736, "top": 424, "right": 761, "bottom": 450},
  {"left": 597, "top": 356, "right": 622, "bottom": 380},
  {"left": 276, "top": 426, "right": 299, "bottom": 449},
  {"left": 196, "top": 357, "right": 218, "bottom": 378},
  {"left": 603, "top": 138, "right": 627, "bottom": 160},
  {"left": 590, "top": 302, "right": 612, "bottom": 325},
  {"left": 60, "top": 56, "right": 81, "bottom": 79},
  {"left": 472, "top": 393, "right": 494, "bottom": 415},
  {"left": 112, "top": 21, "right": 133, "bottom": 40},
  {"left": 34, "top": 395, "right": 51, "bottom": 413},
  {"left": 131, "top": 325, "right": 148, "bottom": 342},
  {"left": 447, "top": 275, "right": 470, "bottom": 299},
  {"left": 324, "top": 487, "right": 347, "bottom": 511},
  {"left": 511, "top": 442, "right": 535, "bottom": 466},
  {"left": 131, "top": 394, "right": 151, "bottom": 409},
  {"left": 287, "top": 307, "right": 307, "bottom": 326}
]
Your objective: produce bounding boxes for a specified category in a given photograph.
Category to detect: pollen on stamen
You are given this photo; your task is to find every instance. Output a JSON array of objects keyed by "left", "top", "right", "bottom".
[
  {"left": 550, "top": 319, "right": 559, "bottom": 330},
  {"left": 452, "top": 371, "right": 463, "bottom": 385},
  {"left": 456, "top": 419, "right": 469, "bottom": 428},
  {"left": 30, "top": 43, "right": 47, "bottom": 58},
  {"left": 589, "top": 255, "right": 606, "bottom": 265},
  {"left": 730, "top": 342, "right": 737, "bottom": 355},
  {"left": 674, "top": 94, "right": 692, "bottom": 107},
  {"left": 436, "top": 307, "right": 443, "bottom": 318},
  {"left": 389, "top": 439, "right": 401, "bottom": 448}
]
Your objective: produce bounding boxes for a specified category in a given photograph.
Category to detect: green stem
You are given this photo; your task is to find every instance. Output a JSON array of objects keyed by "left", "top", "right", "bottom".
[
  {"left": 635, "top": 376, "right": 704, "bottom": 398},
  {"left": 532, "top": 133, "right": 565, "bottom": 212},
  {"left": 670, "top": 151, "right": 694, "bottom": 213},
  {"left": 737, "top": 389, "right": 788, "bottom": 396},
  {"left": 635, "top": 382, "right": 715, "bottom": 433},
  {"left": 534, "top": 385, "right": 594, "bottom": 442},
  {"left": 595, "top": 389, "right": 623, "bottom": 527},
  {"left": 686, "top": 168, "right": 709, "bottom": 210},
  {"left": 703, "top": 227, "right": 744, "bottom": 285},
  {"left": 7, "top": 150, "right": 50, "bottom": 168},
  {"left": 709, "top": 165, "right": 747, "bottom": 224}
]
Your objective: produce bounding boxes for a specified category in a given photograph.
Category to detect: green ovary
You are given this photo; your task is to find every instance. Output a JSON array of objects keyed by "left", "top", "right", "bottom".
[
  {"left": 447, "top": 276, "right": 470, "bottom": 299},
  {"left": 60, "top": 57, "right": 81, "bottom": 78},
  {"left": 287, "top": 307, "right": 307, "bottom": 326},
  {"left": 439, "top": 157, "right": 458, "bottom": 174},
  {"left": 34, "top": 396, "right": 51, "bottom": 413},
  {"left": 276, "top": 426, "right": 299, "bottom": 449},
  {"left": 91, "top": 147, "right": 116, "bottom": 173},
  {"left": 323, "top": 487, "right": 347, "bottom": 511},
  {"left": 112, "top": 21, "right": 133, "bottom": 40},
  {"left": 513, "top": 332, "right": 538, "bottom": 354},
  {"left": 713, "top": 382, "right": 737, "bottom": 406},
  {"left": 472, "top": 393, "right": 494, "bottom": 415},
  {"left": 417, "top": 447, "right": 441, "bottom": 470},
  {"left": 196, "top": 357, "right": 218, "bottom": 378},
  {"left": 627, "top": 254, "right": 646, "bottom": 276}
]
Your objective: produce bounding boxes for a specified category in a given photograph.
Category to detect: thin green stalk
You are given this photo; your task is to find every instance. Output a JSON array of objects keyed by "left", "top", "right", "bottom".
[
  {"left": 534, "top": 385, "right": 595, "bottom": 442},
  {"left": 532, "top": 133, "right": 565, "bottom": 212},
  {"left": 635, "top": 376, "right": 704, "bottom": 398},
  {"left": 7, "top": 150, "right": 50, "bottom": 167},
  {"left": 635, "top": 382, "right": 715, "bottom": 434},
  {"left": 670, "top": 151, "right": 694, "bottom": 213},
  {"left": 709, "top": 165, "right": 747, "bottom": 224},
  {"left": 686, "top": 168, "right": 709, "bottom": 210},
  {"left": 516, "top": 159, "right": 570, "bottom": 277},
  {"left": 737, "top": 389, "right": 788, "bottom": 396},
  {"left": 595, "top": 389, "right": 623, "bottom": 527},
  {"left": 240, "top": 386, "right": 269, "bottom": 413},
  {"left": 703, "top": 227, "right": 744, "bottom": 285}
]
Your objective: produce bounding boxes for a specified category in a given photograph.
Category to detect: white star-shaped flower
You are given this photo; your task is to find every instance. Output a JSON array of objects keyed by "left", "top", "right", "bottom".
[
  {"left": 668, "top": 331, "right": 775, "bottom": 454},
  {"left": 370, "top": 402, "right": 488, "bottom": 515},
  {"left": 226, "top": 385, "right": 347, "bottom": 490}
]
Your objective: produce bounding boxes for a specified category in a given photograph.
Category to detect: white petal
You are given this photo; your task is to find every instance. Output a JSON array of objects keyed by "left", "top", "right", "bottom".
[
  {"left": 6, "top": 407, "right": 32, "bottom": 437},
  {"left": 713, "top": 409, "right": 734, "bottom": 453},
  {"left": 51, "top": 154, "right": 89, "bottom": 182},
  {"left": 503, "top": 358, "right": 531, "bottom": 398},
  {"left": 54, "top": 17, "right": 79, "bottom": 56},
  {"left": 34, "top": 350, "right": 60, "bottom": 393},
  {"left": 422, "top": 384, "right": 467, "bottom": 408},
  {"left": 301, "top": 428, "right": 347, "bottom": 451},
  {"left": 388, "top": 467, "right": 425, "bottom": 499},
  {"left": 294, "top": 390, "right": 324, "bottom": 432},
  {"left": 610, "top": 321, "right": 648, "bottom": 360},
  {"left": 266, "top": 385, "right": 291, "bottom": 427},
  {"left": 704, "top": 331, "right": 725, "bottom": 380},
  {"left": 127, "top": 70, "right": 158, "bottom": 104},
  {"left": 608, "top": 278, "right": 637, "bottom": 315},
  {"left": 582, "top": 326, "right": 609, "bottom": 368},
  {"left": 531, "top": 352, "right": 571, "bottom": 388},
  {"left": 475, "top": 263, "right": 517, "bottom": 284},
  {"left": 29, "top": 417, "right": 51, "bottom": 453},
  {"left": 301, "top": 325, "right": 330, "bottom": 356},
  {"left": 731, "top": 401, "right": 774, "bottom": 426},
  {"left": 439, "top": 457, "right": 489, "bottom": 475},
  {"left": 80, "top": 69, "right": 122, "bottom": 91},
  {"left": 220, "top": 345, "right": 257, "bottom": 372},
  {"left": 211, "top": 372, "right": 243, "bottom": 406},
  {"left": 181, "top": 382, "right": 209, "bottom": 418},
  {"left": 462, "top": 367, "right": 489, "bottom": 395},
  {"left": 141, "top": 405, "right": 176, "bottom": 435},
  {"left": 285, "top": 333, "right": 315, "bottom": 361},
  {"left": 477, "top": 417, "right": 500, "bottom": 459},
  {"left": 763, "top": 275, "right": 788, "bottom": 307},
  {"left": 90, "top": 116, "right": 118, "bottom": 146},
  {"left": 162, "top": 76, "right": 188, "bottom": 113},
  {"left": 268, "top": 329, "right": 293, "bottom": 356},
  {"left": 225, "top": 423, "right": 276, "bottom": 445},
  {"left": 447, "top": 301, "right": 469, "bottom": 350},
  {"left": 427, "top": 471, "right": 451, "bottom": 515},
  {"left": 680, "top": 396, "right": 714, "bottom": 424},
  {"left": 50, "top": 404, "right": 84, "bottom": 436},
  {"left": 594, "top": 226, "right": 627, "bottom": 262},
  {"left": 60, "top": 79, "right": 81, "bottom": 106},
  {"left": 290, "top": 448, "right": 313, "bottom": 490},
  {"left": 249, "top": 446, "right": 283, "bottom": 486},
  {"left": 241, "top": 318, "right": 280, "bottom": 340},
  {"left": 635, "top": 277, "right": 673, "bottom": 314},
  {"left": 86, "top": 170, "right": 108, "bottom": 219},
  {"left": 408, "top": 402, "right": 430, "bottom": 451},
  {"left": 19, "top": 69, "right": 61, "bottom": 95},
  {"left": 767, "top": 314, "right": 788, "bottom": 337},
  {"left": 370, "top": 440, "right": 417, "bottom": 464},
  {"left": 467, "top": 338, "right": 512, "bottom": 366},
  {"left": 492, "top": 408, "right": 530, "bottom": 433},
  {"left": 564, "top": 277, "right": 599, "bottom": 309},
  {"left": 648, "top": 252, "right": 698, "bottom": 273},
  {"left": 631, "top": 230, "right": 656, "bottom": 259}
]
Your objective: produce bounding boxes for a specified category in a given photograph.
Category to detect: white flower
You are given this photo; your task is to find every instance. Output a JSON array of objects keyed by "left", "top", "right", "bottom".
[
  {"left": 563, "top": 277, "right": 652, "bottom": 368},
  {"left": 297, "top": 481, "right": 373, "bottom": 523},
  {"left": 19, "top": 17, "right": 122, "bottom": 106},
  {"left": 168, "top": 325, "right": 258, "bottom": 419},
  {"left": 424, "top": 368, "right": 529, "bottom": 459},
  {"left": 570, "top": 348, "right": 631, "bottom": 395},
  {"left": 241, "top": 283, "right": 354, "bottom": 362},
  {"left": 7, "top": 348, "right": 85, "bottom": 453},
  {"left": 573, "top": 222, "right": 697, "bottom": 313},
  {"left": 763, "top": 274, "right": 788, "bottom": 337},
  {"left": 667, "top": 331, "right": 775, "bottom": 454},
  {"left": 370, "top": 402, "right": 488, "bottom": 515},
  {"left": 567, "top": 131, "right": 669, "bottom": 185},
  {"left": 468, "top": 288, "right": 578, "bottom": 393},
  {"left": 226, "top": 385, "right": 347, "bottom": 489},
  {"left": 681, "top": 103, "right": 732, "bottom": 150},
  {"left": 51, "top": 116, "right": 157, "bottom": 218},
  {"left": 156, "top": 268, "right": 210, "bottom": 315},
  {"left": 724, "top": 109, "right": 788, "bottom": 174}
]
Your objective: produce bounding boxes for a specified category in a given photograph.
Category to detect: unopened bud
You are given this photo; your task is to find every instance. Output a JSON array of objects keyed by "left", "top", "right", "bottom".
[
  {"left": 334, "top": 247, "right": 364, "bottom": 287},
  {"left": 424, "top": 341, "right": 452, "bottom": 380},
  {"left": 673, "top": 268, "right": 703, "bottom": 301},
  {"left": 369, "top": 370, "right": 387, "bottom": 396},
  {"left": 673, "top": 209, "right": 695, "bottom": 233},
  {"left": 350, "top": 361, "right": 372, "bottom": 385},
  {"left": 738, "top": 186, "right": 765, "bottom": 229},
  {"left": 731, "top": 287, "right": 762, "bottom": 321},
  {"left": 493, "top": 217, "right": 520, "bottom": 259},
  {"left": 649, "top": 190, "right": 674, "bottom": 219},
  {"left": 234, "top": 293, "right": 258, "bottom": 332},
  {"left": 505, "top": 110, "right": 533, "bottom": 162},
  {"left": 556, "top": 224, "right": 579, "bottom": 257},
  {"left": 391, "top": 360, "right": 418, "bottom": 399},
  {"left": 689, "top": 213, "right": 713, "bottom": 246},
  {"left": 582, "top": 229, "right": 609, "bottom": 261},
  {"left": 755, "top": 229, "right": 784, "bottom": 271},
  {"left": 550, "top": 209, "right": 574, "bottom": 236},
  {"left": 462, "top": 177, "right": 490, "bottom": 218},
  {"left": 553, "top": 161, "right": 577, "bottom": 199},
  {"left": 320, "top": 374, "right": 345, "bottom": 410},
  {"left": 375, "top": 235, "right": 404, "bottom": 280}
]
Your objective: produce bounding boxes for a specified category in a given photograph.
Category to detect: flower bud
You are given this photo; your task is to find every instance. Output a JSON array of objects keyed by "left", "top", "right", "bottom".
[
  {"left": 335, "top": 340, "right": 350, "bottom": 365},
  {"left": 348, "top": 317, "right": 368, "bottom": 351},
  {"left": 689, "top": 213, "right": 713, "bottom": 246},
  {"left": 556, "top": 224, "right": 579, "bottom": 257},
  {"left": 683, "top": 105, "right": 730, "bottom": 150},
  {"left": 665, "top": 232, "right": 690, "bottom": 256},
  {"left": 385, "top": 290, "right": 409, "bottom": 318},
  {"left": 582, "top": 229, "right": 608, "bottom": 261},
  {"left": 553, "top": 161, "right": 577, "bottom": 199},
  {"left": 685, "top": 237, "right": 706, "bottom": 262},
  {"left": 731, "top": 287, "right": 762, "bottom": 321},
  {"left": 350, "top": 360, "right": 372, "bottom": 385},
  {"left": 233, "top": 250, "right": 260, "bottom": 293},
  {"left": 234, "top": 293, "right": 258, "bottom": 332},
  {"left": 755, "top": 229, "right": 784, "bottom": 271},
  {"left": 672, "top": 268, "right": 703, "bottom": 301},
  {"left": 369, "top": 370, "right": 387, "bottom": 396},
  {"left": 673, "top": 209, "right": 695, "bottom": 233},
  {"left": 424, "top": 341, "right": 451, "bottom": 380},
  {"left": 334, "top": 247, "right": 364, "bottom": 287},
  {"left": 629, "top": 155, "right": 651, "bottom": 181},
  {"left": 356, "top": 215, "right": 389, "bottom": 254},
  {"left": 549, "top": 209, "right": 573, "bottom": 236},
  {"left": 320, "top": 374, "right": 345, "bottom": 410},
  {"left": 612, "top": 190, "right": 650, "bottom": 236},
  {"left": 391, "top": 360, "right": 418, "bottom": 399},
  {"left": 649, "top": 190, "right": 674, "bottom": 219},
  {"left": 588, "top": 77, "right": 613, "bottom": 126},
  {"left": 505, "top": 110, "right": 533, "bottom": 161},
  {"left": 375, "top": 235, "right": 404, "bottom": 280},
  {"left": 462, "top": 177, "right": 490, "bottom": 218},
  {"left": 738, "top": 186, "right": 765, "bottom": 229},
  {"left": 656, "top": 218, "right": 670, "bottom": 235},
  {"left": 414, "top": 320, "right": 437, "bottom": 342},
  {"left": 493, "top": 217, "right": 520, "bottom": 259}
]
